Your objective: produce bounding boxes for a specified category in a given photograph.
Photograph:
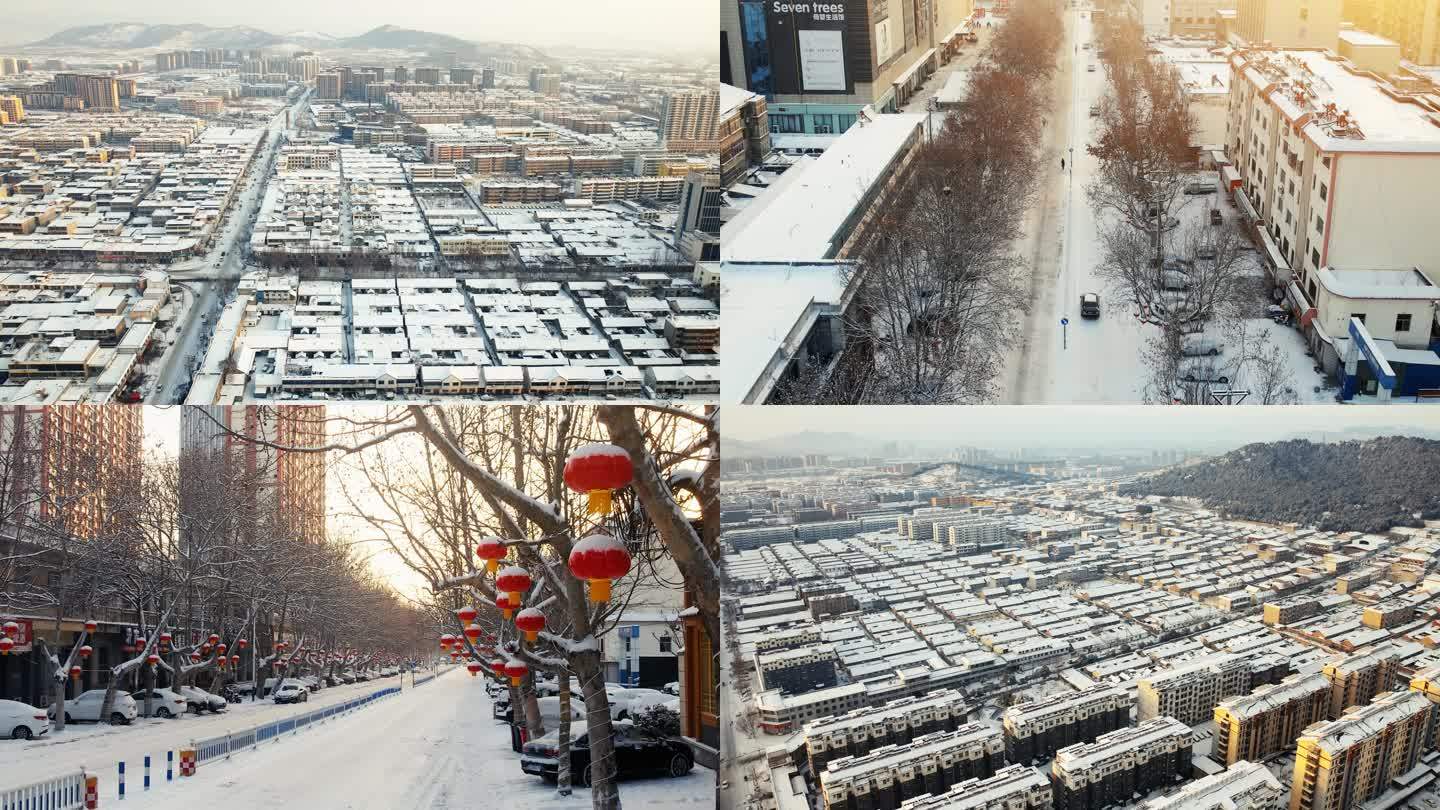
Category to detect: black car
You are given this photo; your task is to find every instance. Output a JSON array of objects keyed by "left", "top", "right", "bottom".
[{"left": 520, "top": 726, "right": 693, "bottom": 786}]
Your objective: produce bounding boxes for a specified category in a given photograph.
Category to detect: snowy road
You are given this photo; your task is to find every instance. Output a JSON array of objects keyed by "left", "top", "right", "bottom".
[
  {"left": 1000, "top": 3, "right": 1152, "bottom": 402},
  {"left": 108, "top": 669, "right": 712, "bottom": 809},
  {"left": 0, "top": 674, "right": 405, "bottom": 789}
]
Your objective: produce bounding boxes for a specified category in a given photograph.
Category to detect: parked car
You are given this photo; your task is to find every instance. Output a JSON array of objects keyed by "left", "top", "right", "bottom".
[
  {"left": 662, "top": 682, "right": 680, "bottom": 697},
  {"left": 1179, "top": 360, "right": 1230, "bottom": 384},
  {"left": 0, "top": 699, "right": 49, "bottom": 740},
  {"left": 50, "top": 690, "right": 138, "bottom": 725},
  {"left": 131, "top": 689, "right": 188, "bottom": 719},
  {"left": 272, "top": 682, "right": 310, "bottom": 704},
  {"left": 1181, "top": 336, "right": 1224, "bottom": 357},
  {"left": 606, "top": 687, "right": 671, "bottom": 721},
  {"left": 1185, "top": 181, "right": 1218, "bottom": 195},
  {"left": 520, "top": 725, "right": 694, "bottom": 785},
  {"left": 1080, "top": 292, "right": 1101, "bottom": 319},
  {"left": 176, "top": 686, "right": 227, "bottom": 714},
  {"left": 1089, "top": 103, "right": 1100, "bottom": 116},
  {"left": 296, "top": 676, "right": 323, "bottom": 692}
]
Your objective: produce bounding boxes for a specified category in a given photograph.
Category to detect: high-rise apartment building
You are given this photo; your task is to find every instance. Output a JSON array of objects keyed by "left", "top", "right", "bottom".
[
  {"left": 1371, "top": 0, "right": 1440, "bottom": 64},
  {"left": 180, "top": 406, "right": 327, "bottom": 544},
  {"left": 1233, "top": 0, "right": 1343, "bottom": 47},
  {"left": 660, "top": 89, "right": 720, "bottom": 153},
  {"left": 316, "top": 73, "right": 343, "bottom": 100},
  {"left": 0, "top": 96, "right": 24, "bottom": 124},
  {"left": 415, "top": 67, "right": 442, "bottom": 84},
  {"left": 898, "top": 765, "right": 1051, "bottom": 810},
  {"left": 1138, "top": 654, "right": 1276, "bottom": 725},
  {"left": 820, "top": 725, "right": 1005, "bottom": 810},
  {"left": 1321, "top": 643, "right": 1406, "bottom": 719},
  {"left": 1141, "top": 761, "right": 1286, "bottom": 810},
  {"left": 719, "top": 83, "right": 770, "bottom": 188},
  {"left": 676, "top": 169, "right": 721, "bottom": 262},
  {"left": 1003, "top": 684, "right": 1132, "bottom": 765},
  {"left": 51, "top": 73, "right": 120, "bottom": 111},
  {"left": 1052, "top": 717, "right": 1193, "bottom": 810},
  {"left": 803, "top": 690, "right": 971, "bottom": 773},
  {"left": 1214, "top": 673, "right": 1330, "bottom": 765},
  {"left": 1290, "top": 690, "right": 1432, "bottom": 810},
  {"left": 0, "top": 406, "right": 143, "bottom": 540},
  {"left": 481, "top": 67, "right": 495, "bottom": 88}
]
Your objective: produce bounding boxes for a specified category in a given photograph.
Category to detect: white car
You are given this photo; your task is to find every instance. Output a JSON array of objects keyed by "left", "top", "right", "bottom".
[
  {"left": 50, "top": 690, "right": 138, "bottom": 725},
  {"left": 177, "top": 686, "right": 227, "bottom": 713},
  {"left": 131, "top": 688, "right": 188, "bottom": 718},
  {"left": 272, "top": 682, "right": 310, "bottom": 704},
  {"left": 0, "top": 699, "right": 49, "bottom": 740},
  {"left": 605, "top": 686, "right": 671, "bottom": 720},
  {"left": 663, "top": 682, "right": 680, "bottom": 697},
  {"left": 1181, "top": 336, "right": 1224, "bottom": 357}
]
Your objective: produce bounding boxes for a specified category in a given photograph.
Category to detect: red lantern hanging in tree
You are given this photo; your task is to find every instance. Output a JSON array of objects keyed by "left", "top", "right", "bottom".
[
  {"left": 439, "top": 633, "right": 455, "bottom": 649},
  {"left": 217, "top": 643, "right": 228, "bottom": 655},
  {"left": 146, "top": 653, "right": 159, "bottom": 667},
  {"left": 208, "top": 634, "right": 220, "bottom": 646},
  {"left": 70, "top": 665, "right": 81, "bottom": 680},
  {"left": 230, "top": 654, "right": 240, "bottom": 666},
  {"left": 563, "top": 443, "right": 634, "bottom": 515},
  {"left": 135, "top": 636, "right": 146, "bottom": 649},
  {"left": 495, "top": 566, "right": 532, "bottom": 608},
  {"left": 503, "top": 659, "right": 528, "bottom": 687},
  {"left": 514, "top": 608, "right": 545, "bottom": 642},
  {"left": 466, "top": 661, "right": 482, "bottom": 677},
  {"left": 200, "top": 644, "right": 211, "bottom": 655},
  {"left": 0, "top": 637, "right": 14, "bottom": 656},
  {"left": 159, "top": 632, "right": 172, "bottom": 649},
  {"left": 237, "top": 639, "right": 248, "bottom": 651},
  {"left": 83, "top": 619, "right": 98, "bottom": 634},
  {"left": 2, "top": 620, "right": 18, "bottom": 637},
  {"left": 463, "top": 624, "right": 482, "bottom": 643},
  {"left": 494, "top": 593, "right": 513, "bottom": 621},
  {"left": 457, "top": 605, "right": 477, "bottom": 624},
  {"left": 568, "top": 532, "right": 632, "bottom": 603},
  {"left": 190, "top": 652, "right": 202, "bottom": 663},
  {"left": 449, "top": 650, "right": 459, "bottom": 661},
  {"left": 78, "top": 645, "right": 93, "bottom": 659},
  {"left": 475, "top": 536, "right": 507, "bottom": 574},
  {"left": 276, "top": 659, "right": 287, "bottom": 670},
  {"left": 276, "top": 641, "right": 288, "bottom": 651}
]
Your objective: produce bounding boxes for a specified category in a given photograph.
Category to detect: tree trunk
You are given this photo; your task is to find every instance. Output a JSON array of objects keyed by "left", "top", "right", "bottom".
[
  {"left": 557, "top": 671, "right": 572, "bottom": 796},
  {"left": 143, "top": 664, "right": 155, "bottom": 718},
  {"left": 35, "top": 639, "right": 65, "bottom": 732},
  {"left": 574, "top": 651, "right": 621, "bottom": 810},
  {"left": 522, "top": 675, "right": 545, "bottom": 740}
]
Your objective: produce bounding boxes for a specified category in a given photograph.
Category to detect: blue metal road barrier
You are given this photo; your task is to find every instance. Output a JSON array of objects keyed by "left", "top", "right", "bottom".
[
  {"left": 0, "top": 771, "right": 87, "bottom": 810},
  {"left": 118, "top": 760, "right": 125, "bottom": 799},
  {"left": 167, "top": 750, "right": 174, "bottom": 782},
  {"left": 144, "top": 755, "right": 150, "bottom": 790}
]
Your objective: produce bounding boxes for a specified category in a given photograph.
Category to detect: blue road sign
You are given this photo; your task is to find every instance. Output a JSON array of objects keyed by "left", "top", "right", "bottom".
[{"left": 1061, "top": 318, "right": 1069, "bottom": 326}]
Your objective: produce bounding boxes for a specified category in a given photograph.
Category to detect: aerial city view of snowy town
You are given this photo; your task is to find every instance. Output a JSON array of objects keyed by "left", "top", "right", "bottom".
[
  {"left": 719, "top": 407, "right": 1440, "bottom": 810},
  {"left": 720, "top": 0, "right": 1440, "bottom": 406}
]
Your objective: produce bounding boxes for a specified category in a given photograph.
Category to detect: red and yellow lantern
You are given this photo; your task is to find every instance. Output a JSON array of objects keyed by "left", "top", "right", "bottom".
[
  {"left": 475, "top": 536, "right": 507, "bottom": 574},
  {"left": 466, "top": 661, "right": 482, "bottom": 677},
  {"left": 495, "top": 566, "right": 532, "bottom": 608},
  {"left": 230, "top": 654, "right": 240, "bottom": 666},
  {"left": 495, "top": 593, "right": 513, "bottom": 621},
  {"left": 146, "top": 653, "right": 159, "bottom": 667},
  {"left": 503, "top": 659, "right": 528, "bottom": 687},
  {"left": 439, "top": 633, "right": 455, "bottom": 650},
  {"left": 0, "top": 637, "right": 14, "bottom": 656},
  {"left": 190, "top": 652, "right": 202, "bottom": 663},
  {"left": 70, "top": 665, "right": 81, "bottom": 680},
  {"left": 83, "top": 619, "right": 98, "bottom": 634},
  {"left": 568, "top": 532, "right": 632, "bottom": 603},
  {"left": 563, "top": 443, "right": 634, "bottom": 515},
  {"left": 457, "top": 605, "right": 478, "bottom": 624},
  {"left": 207, "top": 634, "right": 220, "bottom": 646},
  {"left": 463, "top": 624, "right": 482, "bottom": 643},
  {"left": 2, "top": 621, "right": 19, "bottom": 637},
  {"left": 217, "top": 643, "right": 227, "bottom": 655},
  {"left": 78, "top": 645, "right": 93, "bottom": 660},
  {"left": 159, "top": 632, "right": 172, "bottom": 649},
  {"left": 236, "top": 639, "right": 248, "bottom": 651},
  {"left": 515, "top": 608, "right": 545, "bottom": 643}
]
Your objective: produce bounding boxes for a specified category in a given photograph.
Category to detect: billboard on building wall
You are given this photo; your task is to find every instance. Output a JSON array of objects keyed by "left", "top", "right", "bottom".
[
  {"left": 765, "top": 0, "right": 866, "bottom": 94},
  {"left": 799, "top": 29, "right": 848, "bottom": 90},
  {"left": 874, "top": 18, "right": 898, "bottom": 65}
]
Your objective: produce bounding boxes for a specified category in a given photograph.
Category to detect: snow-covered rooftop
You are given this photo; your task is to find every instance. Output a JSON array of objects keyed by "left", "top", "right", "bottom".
[
  {"left": 1233, "top": 49, "right": 1440, "bottom": 152},
  {"left": 1337, "top": 30, "right": 1398, "bottom": 48},
  {"left": 719, "top": 260, "right": 854, "bottom": 403},
  {"left": 720, "top": 82, "right": 762, "bottom": 120},
  {"left": 721, "top": 113, "right": 926, "bottom": 262},
  {"left": 1317, "top": 266, "right": 1439, "bottom": 299}
]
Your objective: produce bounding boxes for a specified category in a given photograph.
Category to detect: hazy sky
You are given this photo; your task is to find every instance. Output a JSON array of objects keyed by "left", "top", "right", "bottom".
[
  {"left": 728, "top": 406, "right": 1440, "bottom": 446},
  {"left": 2, "top": 0, "right": 718, "bottom": 54}
]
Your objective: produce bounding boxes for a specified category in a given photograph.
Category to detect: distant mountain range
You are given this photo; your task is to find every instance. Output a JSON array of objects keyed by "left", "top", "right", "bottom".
[
  {"left": 26, "top": 23, "right": 545, "bottom": 62},
  {"left": 1121, "top": 436, "right": 1440, "bottom": 533}
]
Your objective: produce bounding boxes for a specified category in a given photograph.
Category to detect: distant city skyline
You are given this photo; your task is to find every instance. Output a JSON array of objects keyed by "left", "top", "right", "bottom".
[
  {"left": 0, "top": 0, "right": 716, "bottom": 55},
  {"left": 728, "top": 406, "right": 1440, "bottom": 452}
]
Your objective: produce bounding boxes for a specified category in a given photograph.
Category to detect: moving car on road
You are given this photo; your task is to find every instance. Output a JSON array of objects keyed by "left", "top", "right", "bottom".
[
  {"left": 520, "top": 724, "right": 694, "bottom": 786},
  {"left": 0, "top": 699, "right": 49, "bottom": 740},
  {"left": 49, "top": 690, "right": 138, "bottom": 725},
  {"left": 1080, "top": 293, "right": 1101, "bottom": 319}
]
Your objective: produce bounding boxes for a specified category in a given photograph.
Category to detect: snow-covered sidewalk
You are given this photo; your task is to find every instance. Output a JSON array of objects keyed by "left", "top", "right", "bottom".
[{"left": 116, "top": 669, "right": 713, "bottom": 809}]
